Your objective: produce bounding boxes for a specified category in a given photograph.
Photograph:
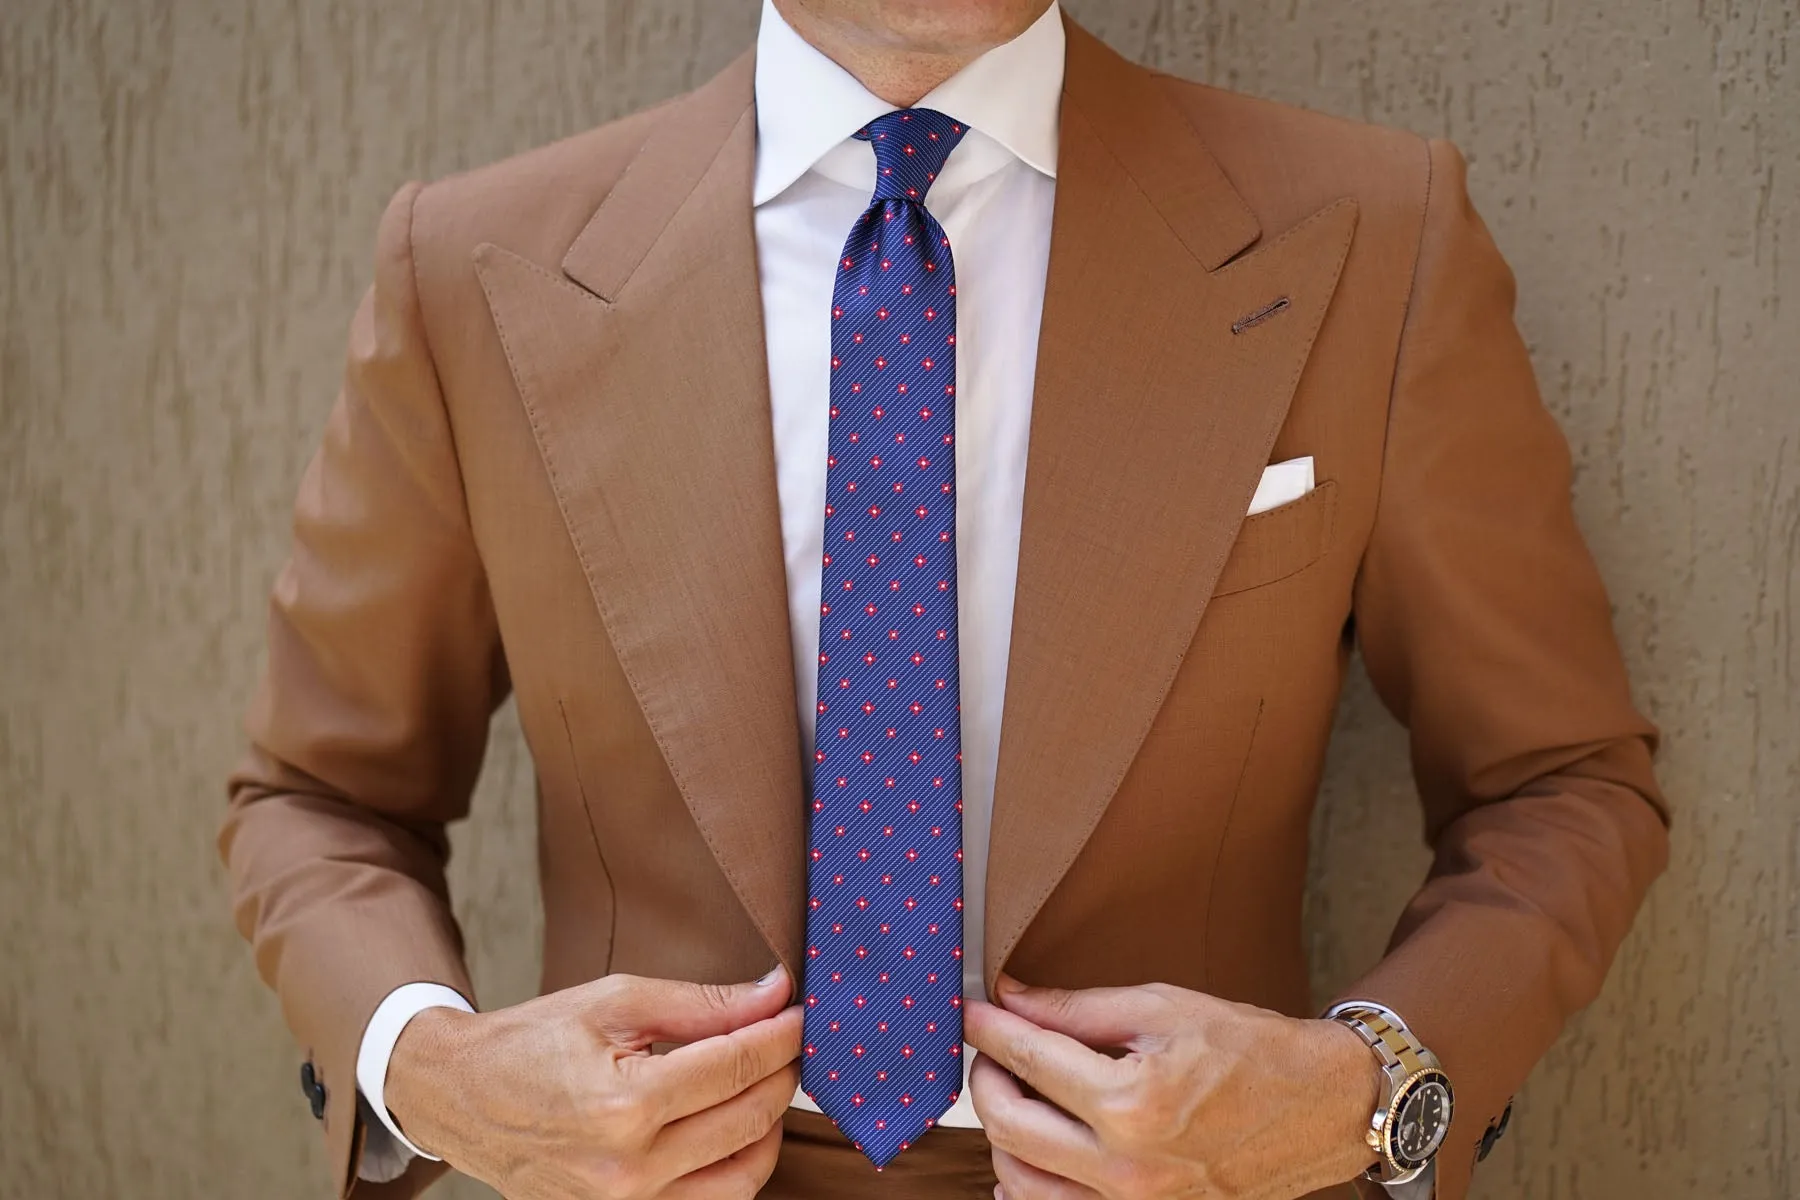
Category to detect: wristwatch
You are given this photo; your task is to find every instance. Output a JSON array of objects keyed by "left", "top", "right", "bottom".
[{"left": 1324, "top": 1000, "right": 1454, "bottom": 1186}]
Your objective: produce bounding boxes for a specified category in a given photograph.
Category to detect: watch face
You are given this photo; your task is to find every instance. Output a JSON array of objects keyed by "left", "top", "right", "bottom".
[{"left": 1391, "top": 1074, "right": 1452, "bottom": 1168}]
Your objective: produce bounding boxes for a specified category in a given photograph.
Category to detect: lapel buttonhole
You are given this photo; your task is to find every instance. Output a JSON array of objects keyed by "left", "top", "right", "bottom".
[{"left": 1231, "top": 296, "right": 1292, "bottom": 335}]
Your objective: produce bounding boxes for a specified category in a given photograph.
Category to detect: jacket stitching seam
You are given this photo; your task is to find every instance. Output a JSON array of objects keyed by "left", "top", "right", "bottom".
[
  {"left": 1351, "top": 135, "right": 1436, "bottom": 604},
  {"left": 558, "top": 700, "right": 619, "bottom": 974},
  {"left": 1201, "top": 697, "right": 1267, "bottom": 991}
]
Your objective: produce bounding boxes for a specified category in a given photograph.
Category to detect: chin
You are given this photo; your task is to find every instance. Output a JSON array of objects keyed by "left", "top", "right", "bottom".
[{"left": 843, "top": 0, "right": 1052, "bottom": 54}]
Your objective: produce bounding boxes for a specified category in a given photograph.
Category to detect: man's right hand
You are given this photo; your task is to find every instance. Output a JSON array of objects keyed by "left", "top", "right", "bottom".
[{"left": 384, "top": 965, "right": 803, "bottom": 1199}]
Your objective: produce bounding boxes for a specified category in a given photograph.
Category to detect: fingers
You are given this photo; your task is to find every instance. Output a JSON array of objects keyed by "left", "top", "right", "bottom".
[
  {"left": 591, "top": 965, "right": 794, "bottom": 1048},
  {"left": 992, "top": 974, "right": 1170, "bottom": 1050},
  {"left": 649, "top": 1062, "right": 799, "bottom": 1186},
  {"left": 991, "top": 1149, "right": 1104, "bottom": 1200},
  {"left": 659, "top": 1117, "right": 785, "bottom": 1199},
  {"left": 970, "top": 1055, "right": 1109, "bottom": 1190},
  {"left": 964, "top": 999, "right": 1122, "bottom": 1124},
  {"left": 634, "top": 1005, "right": 804, "bottom": 1123}
]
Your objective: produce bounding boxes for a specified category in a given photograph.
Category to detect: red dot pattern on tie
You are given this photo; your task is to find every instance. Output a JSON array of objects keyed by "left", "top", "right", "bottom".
[{"left": 801, "top": 108, "right": 969, "bottom": 1170}]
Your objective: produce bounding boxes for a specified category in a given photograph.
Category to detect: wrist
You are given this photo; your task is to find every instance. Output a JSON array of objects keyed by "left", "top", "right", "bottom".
[
  {"left": 1311, "top": 1017, "right": 1384, "bottom": 1177},
  {"left": 1324, "top": 1005, "right": 1455, "bottom": 1185},
  {"left": 384, "top": 1006, "right": 476, "bottom": 1157}
]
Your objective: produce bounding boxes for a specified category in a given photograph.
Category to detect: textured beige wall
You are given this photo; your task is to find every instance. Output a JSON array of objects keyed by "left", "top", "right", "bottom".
[{"left": 1, "top": 0, "right": 1794, "bottom": 1196}]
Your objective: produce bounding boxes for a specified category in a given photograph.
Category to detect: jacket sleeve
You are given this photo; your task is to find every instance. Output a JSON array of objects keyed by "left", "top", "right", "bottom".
[
  {"left": 1334, "top": 138, "right": 1671, "bottom": 1200},
  {"left": 219, "top": 181, "right": 506, "bottom": 1199}
]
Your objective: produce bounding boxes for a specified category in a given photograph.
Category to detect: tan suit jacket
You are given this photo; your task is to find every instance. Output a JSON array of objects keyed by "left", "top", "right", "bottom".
[{"left": 221, "top": 15, "right": 1669, "bottom": 1200}]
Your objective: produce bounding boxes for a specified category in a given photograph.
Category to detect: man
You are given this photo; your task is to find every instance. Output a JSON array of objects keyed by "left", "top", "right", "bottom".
[{"left": 219, "top": 0, "right": 1670, "bottom": 1196}]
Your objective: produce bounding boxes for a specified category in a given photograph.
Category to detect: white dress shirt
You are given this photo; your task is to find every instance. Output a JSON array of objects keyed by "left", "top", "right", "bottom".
[{"left": 352, "top": 1, "right": 1063, "bottom": 1178}]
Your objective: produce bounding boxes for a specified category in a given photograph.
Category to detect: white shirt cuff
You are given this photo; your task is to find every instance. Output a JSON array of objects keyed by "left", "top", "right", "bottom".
[{"left": 354, "top": 982, "right": 474, "bottom": 1174}]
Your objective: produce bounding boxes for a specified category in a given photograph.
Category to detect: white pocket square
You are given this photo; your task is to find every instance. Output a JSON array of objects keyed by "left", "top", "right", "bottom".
[{"left": 1247, "top": 457, "right": 1315, "bottom": 516}]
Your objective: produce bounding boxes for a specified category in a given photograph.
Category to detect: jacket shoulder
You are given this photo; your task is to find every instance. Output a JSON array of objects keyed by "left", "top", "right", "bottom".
[{"left": 1157, "top": 74, "right": 1433, "bottom": 249}]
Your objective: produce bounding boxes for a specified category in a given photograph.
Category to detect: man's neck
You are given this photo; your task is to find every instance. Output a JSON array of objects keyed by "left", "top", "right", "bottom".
[{"left": 771, "top": 0, "right": 1041, "bottom": 106}]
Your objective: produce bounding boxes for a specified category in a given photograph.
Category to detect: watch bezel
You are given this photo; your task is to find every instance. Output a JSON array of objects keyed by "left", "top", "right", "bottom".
[{"left": 1379, "top": 1065, "right": 1454, "bottom": 1174}]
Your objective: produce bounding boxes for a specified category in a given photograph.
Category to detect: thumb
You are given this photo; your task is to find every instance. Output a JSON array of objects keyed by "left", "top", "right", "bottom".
[
  {"left": 590, "top": 964, "right": 793, "bottom": 1047},
  {"left": 991, "top": 972, "right": 1166, "bottom": 1049}
]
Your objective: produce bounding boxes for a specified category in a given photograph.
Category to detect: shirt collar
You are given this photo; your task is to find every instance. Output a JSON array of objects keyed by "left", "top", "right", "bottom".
[{"left": 752, "top": 0, "right": 1064, "bottom": 206}]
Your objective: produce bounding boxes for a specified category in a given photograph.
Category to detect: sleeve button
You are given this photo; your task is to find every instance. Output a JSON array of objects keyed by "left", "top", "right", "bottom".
[
  {"left": 300, "top": 1061, "right": 327, "bottom": 1120},
  {"left": 1477, "top": 1098, "right": 1514, "bottom": 1162}
]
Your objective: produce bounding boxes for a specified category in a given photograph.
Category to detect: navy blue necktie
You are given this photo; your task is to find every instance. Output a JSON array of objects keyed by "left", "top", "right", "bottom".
[{"left": 801, "top": 108, "right": 970, "bottom": 1168}]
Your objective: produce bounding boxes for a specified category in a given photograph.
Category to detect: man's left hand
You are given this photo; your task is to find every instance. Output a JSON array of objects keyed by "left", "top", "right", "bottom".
[{"left": 964, "top": 975, "right": 1380, "bottom": 1200}]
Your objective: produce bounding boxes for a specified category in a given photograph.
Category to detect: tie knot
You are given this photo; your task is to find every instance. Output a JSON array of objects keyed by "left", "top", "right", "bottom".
[{"left": 855, "top": 108, "right": 968, "bottom": 204}]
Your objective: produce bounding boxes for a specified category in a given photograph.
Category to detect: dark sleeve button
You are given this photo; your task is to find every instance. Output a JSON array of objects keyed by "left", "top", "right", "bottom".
[
  {"left": 1476, "top": 1097, "right": 1514, "bottom": 1162},
  {"left": 300, "top": 1061, "right": 327, "bottom": 1120}
]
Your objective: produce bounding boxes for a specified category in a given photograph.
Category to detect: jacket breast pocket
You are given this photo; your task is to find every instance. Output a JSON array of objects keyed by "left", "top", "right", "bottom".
[{"left": 1212, "top": 479, "right": 1338, "bottom": 597}]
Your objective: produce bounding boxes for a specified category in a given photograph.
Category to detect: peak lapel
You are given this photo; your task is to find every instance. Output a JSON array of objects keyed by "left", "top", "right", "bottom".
[
  {"left": 474, "top": 50, "right": 809, "bottom": 971},
  {"left": 983, "top": 23, "right": 1360, "bottom": 987}
]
